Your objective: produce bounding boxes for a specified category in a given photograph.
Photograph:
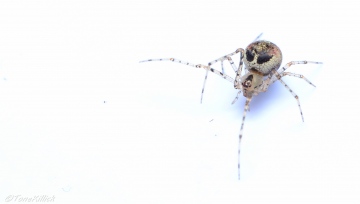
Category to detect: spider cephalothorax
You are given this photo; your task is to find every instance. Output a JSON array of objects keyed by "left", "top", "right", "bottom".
[
  {"left": 240, "top": 71, "right": 263, "bottom": 98},
  {"left": 140, "top": 34, "right": 322, "bottom": 179}
]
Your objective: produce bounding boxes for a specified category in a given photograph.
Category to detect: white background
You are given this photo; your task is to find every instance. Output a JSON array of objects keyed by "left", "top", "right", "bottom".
[{"left": 0, "top": 0, "right": 359, "bottom": 203}]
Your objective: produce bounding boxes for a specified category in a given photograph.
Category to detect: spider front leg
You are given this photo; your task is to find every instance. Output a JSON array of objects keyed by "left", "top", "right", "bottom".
[
  {"left": 232, "top": 50, "right": 246, "bottom": 88},
  {"left": 207, "top": 48, "right": 244, "bottom": 73},
  {"left": 139, "top": 58, "right": 235, "bottom": 102},
  {"left": 230, "top": 50, "right": 246, "bottom": 105},
  {"left": 200, "top": 48, "right": 244, "bottom": 103},
  {"left": 238, "top": 97, "right": 252, "bottom": 180},
  {"left": 139, "top": 58, "right": 234, "bottom": 82}
]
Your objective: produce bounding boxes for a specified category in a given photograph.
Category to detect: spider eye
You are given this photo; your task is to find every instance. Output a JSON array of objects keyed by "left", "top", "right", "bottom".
[{"left": 246, "top": 50, "right": 254, "bottom": 62}]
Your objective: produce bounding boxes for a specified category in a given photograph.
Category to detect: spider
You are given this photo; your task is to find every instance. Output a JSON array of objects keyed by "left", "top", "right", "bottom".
[{"left": 139, "top": 34, "right": 322, "bottom": 179}]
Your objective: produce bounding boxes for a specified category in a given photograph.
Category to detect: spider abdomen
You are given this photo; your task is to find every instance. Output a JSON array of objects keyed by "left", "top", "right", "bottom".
[{"left": 244, "top": 40, "right": 282, "bottom": 75}]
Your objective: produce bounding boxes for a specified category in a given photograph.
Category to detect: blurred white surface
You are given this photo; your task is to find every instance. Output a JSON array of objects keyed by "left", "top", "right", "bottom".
[{"left": 0, "top": 0, "right": 359, "bottom": 203}]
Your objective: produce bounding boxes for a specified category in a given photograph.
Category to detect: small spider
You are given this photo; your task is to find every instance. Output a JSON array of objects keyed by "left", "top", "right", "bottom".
[{"left": 140, "top": 34, "right": 322, "bottom": 179}]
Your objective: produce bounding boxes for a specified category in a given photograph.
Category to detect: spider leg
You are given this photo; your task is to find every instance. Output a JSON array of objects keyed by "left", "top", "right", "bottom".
[
  {"left": 139, "top": 58, "right": 235, "bottom": 102},
  {"left": 231, "top": 91, "right": 251, "bottom": 112},
  {"left": 207, "top": 48, "right": 244, "bottom": 73},
  {"left": 231, "top": 91, "right": 242, "bottom": 104},
  {"left": 272, "top": 71, "right": 305, "bottom": 122},
  {"left": 201, "top": 58, "right": 228, "bottom": 103},
  {"left": 200, "top": 70, "right": 209, "bottom": 103},
  {"left": 252, "top": 33, "right": 263, "bottom": 42},
  {"left": 139, "top": 58, "right": 234, "bottom": 82},
  {"left": 200, "top": 48, "right": 244, "bottom": 102},
  {"left": 276, "top": 72, "right": 316, "bottom": 87},
  {"left": 221, "top": 60, "right": 225, "bottom": 74},
  {"left": 238, "top": 97, "right": 252, "bottom": 180},
  {"left": 233, "top": 50, "right": 245, "bottom": 89},
  {"left": 231, "top": 49, "right": 246, "bottom": 104},
  {"left": 198, "top": 63, "right": 236, "bottom": 103},
  {"left": 278, "top": 61, "right": 323, "bottom": 74},
  {"left": 261, "top": 73, "right": 274, "bottom": 92}
]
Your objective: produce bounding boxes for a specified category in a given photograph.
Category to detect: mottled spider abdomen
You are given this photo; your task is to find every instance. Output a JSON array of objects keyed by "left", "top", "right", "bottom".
[{"left": 244, "top": 40, "right": 282, "bottom": 75}]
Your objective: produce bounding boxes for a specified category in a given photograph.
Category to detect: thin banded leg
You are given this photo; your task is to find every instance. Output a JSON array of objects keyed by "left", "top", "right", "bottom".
[
  {"left": 233, "top": 50, "right": 245, "bottom": 89},
  {"left": 238, "top": 97, "right": 252, "bottom": 180},
  {"left": 231, "top": 91, "right": 251, "bottom": 112},
  {"left": 275, "top": 72, "right": 316, "bottom": 87},
  {"left": 231, "top": 50, "right": 245, "bottom": 104},
  {"left": 221, "top": 61, "right": 225, "bottom": 74},
  {"left": 139, "top": 58, "right": 234, "bottom": 83},
  {"left": 273, "top": 71, "right": 304, "bottom": 122},
  {"left": 278, "top": 61, "right": 323, "bottom": 74},
  {"left": 200, "top": 70, "right": 209, "bottom": 103},
  {"left": 207, "top": 48, "right": 244, "bottom": 72},
  {"left": 140, "top": 58, "right": 235, "bottom": 103},
  {"left": 140, "top": 58, "right": 197, "bottom": 66},
  {"left": 257, "top": 73, "right": 274, "bottom": 93},
  {"left": 200, "top": 48, "right": 243, "bottom": 102},
  {"left": 231, "top": 91, "right": 242, "bottom": 104},
  {"left": 252, "top": 33, "right": 263, "bottom": 42}
]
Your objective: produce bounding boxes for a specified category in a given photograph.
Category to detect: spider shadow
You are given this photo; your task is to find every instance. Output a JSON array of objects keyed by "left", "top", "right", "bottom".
[{"left": 230, "top": 80, "right": 310, "bottom": 127}]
